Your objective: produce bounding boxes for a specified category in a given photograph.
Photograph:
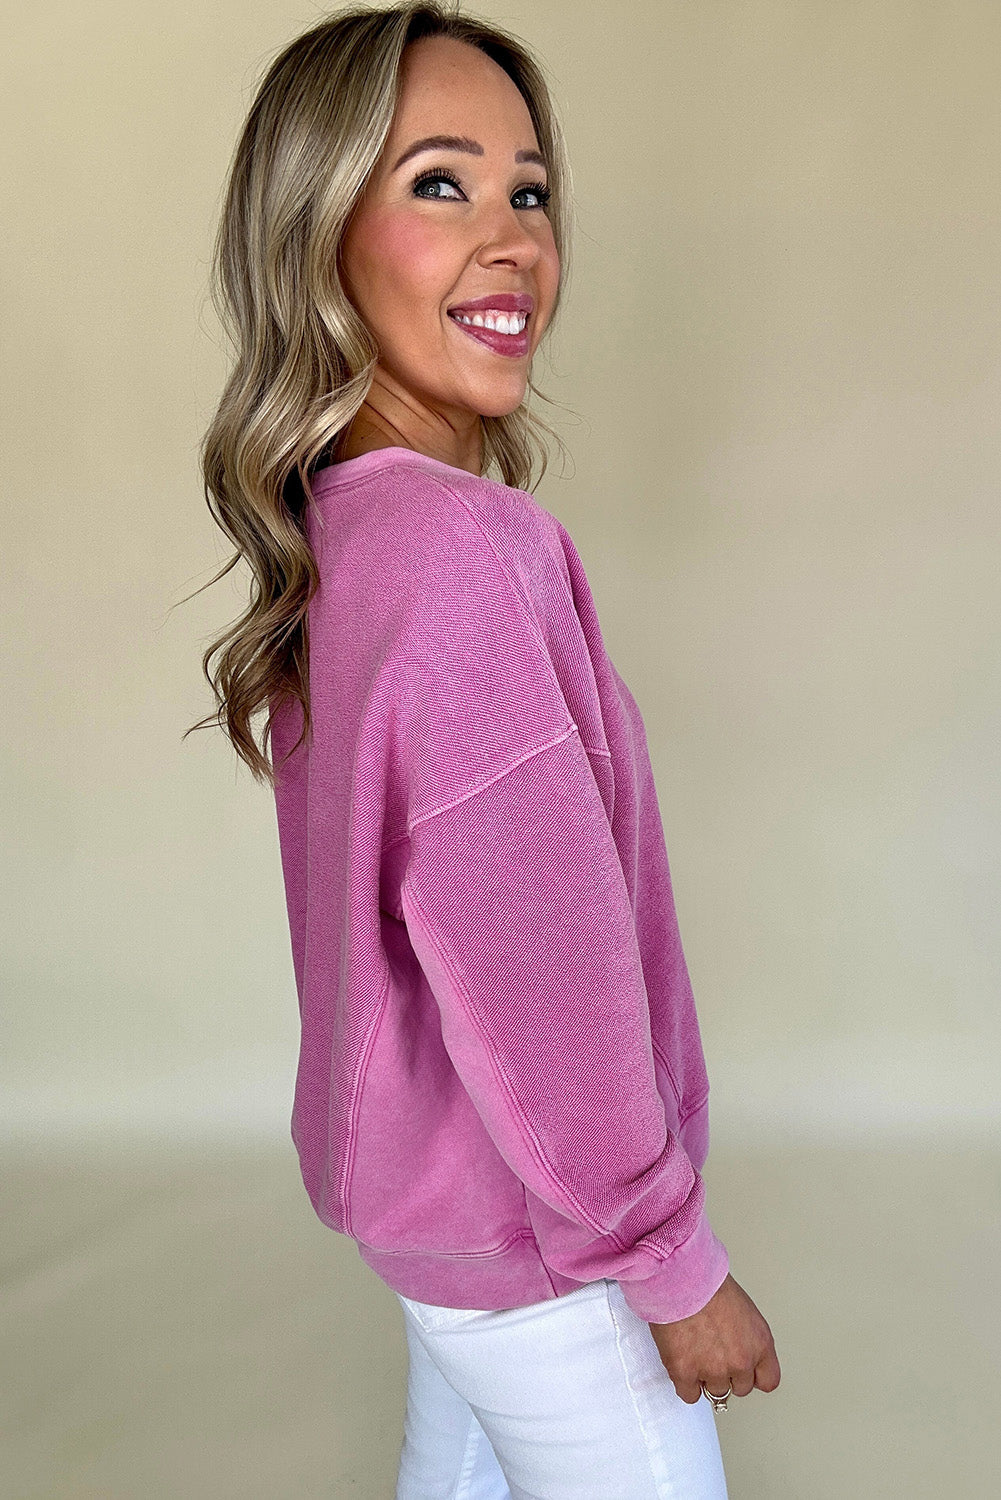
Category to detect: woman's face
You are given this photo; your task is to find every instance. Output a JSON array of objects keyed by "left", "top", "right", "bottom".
[{"left": 339, "top": 35, "right": 560, "bottom": 429}]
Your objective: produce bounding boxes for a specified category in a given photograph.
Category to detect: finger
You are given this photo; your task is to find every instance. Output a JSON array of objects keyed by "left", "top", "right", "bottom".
[
  {"left": 730, "top": 1367, "right": 755, "bottom": 1398},
  {"left": 754, "top": 1347, "right": 782, "bottom": 1393},
  {"left": 700, "top": 1373, "right": 731, "bottom": 1402},
  {"left": 670, "top": 1375, "right": 705, "bottom": 1405}
]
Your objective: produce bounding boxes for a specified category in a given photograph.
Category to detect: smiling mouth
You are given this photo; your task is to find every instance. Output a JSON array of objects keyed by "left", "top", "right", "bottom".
[
  {"left": 446, "top": 310, "right": 531, "bottom": 358},
  {"left": 448, "top": 309, "right": 529, "bottom": 335}
]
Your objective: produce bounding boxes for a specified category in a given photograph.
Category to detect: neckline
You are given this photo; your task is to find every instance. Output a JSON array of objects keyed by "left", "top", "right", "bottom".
[{"left": 311, "top": 445, "right": 484, "bottom": 491}]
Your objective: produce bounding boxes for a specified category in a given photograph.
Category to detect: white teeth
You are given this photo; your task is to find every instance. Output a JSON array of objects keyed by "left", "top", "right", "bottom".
[{"left": 452, "top": 310, "right": 527, "bottom": 334}]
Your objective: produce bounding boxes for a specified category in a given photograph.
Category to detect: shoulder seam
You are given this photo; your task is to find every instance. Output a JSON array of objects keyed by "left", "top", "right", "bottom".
[
  {"left": 380, "top": 729, "right": 611, "bottom": 853},
  {"left": 408, "top": 722, "right": 578, "bottom": 835}
]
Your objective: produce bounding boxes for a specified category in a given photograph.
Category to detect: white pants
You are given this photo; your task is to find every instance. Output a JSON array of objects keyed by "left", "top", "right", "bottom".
[{"left": 394, "top": 1275, "right": 729, "bottom": 1500}]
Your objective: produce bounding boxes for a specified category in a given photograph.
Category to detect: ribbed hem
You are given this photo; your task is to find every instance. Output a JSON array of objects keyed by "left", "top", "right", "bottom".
[
  {"left": 618, "top": 1211, "right": 730, "bottom": 1324},
  {"left": 357, "top": 1230, "right": 580, "bottom": 1311}
]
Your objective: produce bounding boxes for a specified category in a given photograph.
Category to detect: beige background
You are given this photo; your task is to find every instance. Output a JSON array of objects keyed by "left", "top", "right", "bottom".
[{"left": 3, "top": 1, "right": 999, "bottom": 1495}]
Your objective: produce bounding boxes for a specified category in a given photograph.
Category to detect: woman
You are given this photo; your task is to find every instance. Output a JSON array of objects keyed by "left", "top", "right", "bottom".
[{"left": 190, "top": 3, "right": 780, "bottom": 1495}]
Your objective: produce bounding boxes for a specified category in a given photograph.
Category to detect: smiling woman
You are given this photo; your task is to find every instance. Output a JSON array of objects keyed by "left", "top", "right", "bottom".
[
  {"left": 334, "top": 33, "right": 561, "bottom": 466},
  {"left": 187, "top": 4, "right": 778, "bottom": 1496},
  {"left": 187, "top": 0, "right": 575, "bottom": 784}
]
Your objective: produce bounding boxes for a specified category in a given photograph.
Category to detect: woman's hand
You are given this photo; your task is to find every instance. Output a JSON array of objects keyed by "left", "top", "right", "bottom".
[{"left": 648, "top": 1273, "right": 781, "bottom": 1404}]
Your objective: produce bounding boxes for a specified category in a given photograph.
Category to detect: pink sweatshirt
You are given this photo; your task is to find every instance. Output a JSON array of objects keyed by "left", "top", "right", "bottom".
[{"left": 269, "top": 445, "right": 730, "bottom": 1323}]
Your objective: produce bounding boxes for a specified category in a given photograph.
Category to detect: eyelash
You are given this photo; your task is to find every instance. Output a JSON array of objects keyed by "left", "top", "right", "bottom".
[{"left": 412, "top": 166, "right": 552, "bottom": 210}]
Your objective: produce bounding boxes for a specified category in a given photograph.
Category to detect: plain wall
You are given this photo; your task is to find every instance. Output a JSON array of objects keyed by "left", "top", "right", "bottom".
[{"left": 3, "top": 2, "right": 999, "bottom": 1494}]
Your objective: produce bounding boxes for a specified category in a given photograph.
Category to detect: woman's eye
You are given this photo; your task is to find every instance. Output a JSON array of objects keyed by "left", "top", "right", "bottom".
[
  {"left": 412, "top": 170, "right": 464, "bottom": 200},
  {"left": 411, "top": 169, "right": 552, "bottom": 210},
  {"left": 513, "top": 183, "right": 552, "bottom": 210}
]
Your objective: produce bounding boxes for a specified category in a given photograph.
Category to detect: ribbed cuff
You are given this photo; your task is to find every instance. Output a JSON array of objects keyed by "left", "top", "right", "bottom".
[{"left": 619, "top": 1211, "right": 730, "bottom": 1324}]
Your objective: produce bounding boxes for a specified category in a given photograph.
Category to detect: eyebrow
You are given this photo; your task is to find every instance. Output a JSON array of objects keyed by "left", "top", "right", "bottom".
[{"left": 391, "top": 134, "right": 547, "bottom": 173}]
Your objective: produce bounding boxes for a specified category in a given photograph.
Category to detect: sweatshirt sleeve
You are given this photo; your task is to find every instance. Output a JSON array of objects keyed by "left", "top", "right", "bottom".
[{"left": 399, "top": 719, "right": 730, "bottom": 1324}]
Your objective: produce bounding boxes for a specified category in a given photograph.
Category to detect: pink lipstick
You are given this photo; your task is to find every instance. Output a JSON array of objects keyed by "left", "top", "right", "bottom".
[{"left": 446, "top": 293, "right": 533, "bottom": 358}]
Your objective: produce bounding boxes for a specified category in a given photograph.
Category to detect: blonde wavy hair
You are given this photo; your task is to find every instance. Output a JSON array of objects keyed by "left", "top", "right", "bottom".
[{"left": 185, "top": 0, "right": 575, "bottom": 786}]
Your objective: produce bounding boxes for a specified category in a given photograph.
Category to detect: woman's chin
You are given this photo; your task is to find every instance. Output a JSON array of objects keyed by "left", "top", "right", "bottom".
[{"left": 469, "top": 379, "right": 530, "bottom": 420}]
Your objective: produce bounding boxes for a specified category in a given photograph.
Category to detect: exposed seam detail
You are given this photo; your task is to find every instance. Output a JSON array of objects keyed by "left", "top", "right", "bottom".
[
  {"left": 381, "top": 826, "right": 411, "bottom": 856},
  {"left": 631, "top": 1186, "right": 707, "bottom": 1266},
  {"left": 400, "top": 877, "right": 631, "bottom": 1249},
  {"left": 651, "top": 1036, "right": 683, "bottom": 1104},
  {"left": 381, "top": 731, "right": 610, "bottom": 854},
  {"left": 408, "top": 723, "right": 578, "bottom": 833},
  {"left": 339, "top": 970, "right": 392, "bottom": 1237},
  {"left": 652, "top": 1042, "right": 709, "bottom": 1127},
  {"left": 678, "top": 1089, "right": 710, "bottom": 1127},
  {"left": 361, "top": 1226, "right": 539, "bottom": 1260},
  {"left": 312, "top": 464, "right": 612, "bottom": 852}
]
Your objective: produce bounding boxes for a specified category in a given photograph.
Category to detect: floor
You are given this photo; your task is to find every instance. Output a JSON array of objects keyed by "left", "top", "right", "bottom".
[{"left": 3, "top": 1134, "right": 998, "bottom": 1498}]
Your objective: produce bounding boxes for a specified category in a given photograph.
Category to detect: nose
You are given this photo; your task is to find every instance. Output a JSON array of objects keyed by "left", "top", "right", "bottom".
[{"left": 473, "top": 197, "right": 545, "bottom": 271}]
